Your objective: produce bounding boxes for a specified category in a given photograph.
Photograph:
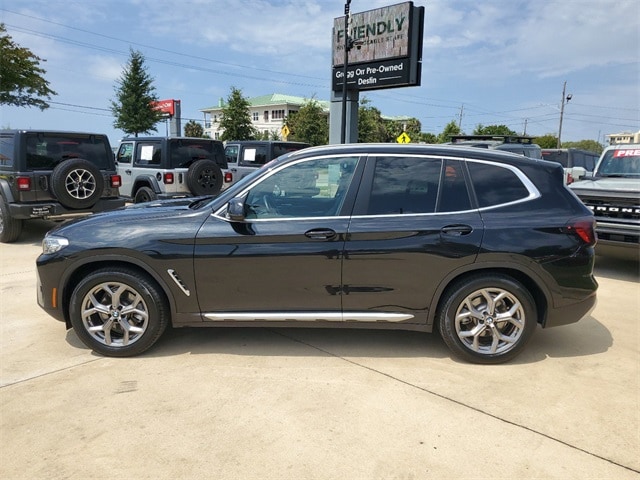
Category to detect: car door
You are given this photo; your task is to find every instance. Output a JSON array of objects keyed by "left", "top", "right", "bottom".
[
  {"left": 342, "top": 155, "right": 484, "bottom": 324},
  {"left": 115, "top": 142, "right": 134, "bottom": 196},
  {"left": 193, "top": 154, "right": 363, "bottom": 319}
]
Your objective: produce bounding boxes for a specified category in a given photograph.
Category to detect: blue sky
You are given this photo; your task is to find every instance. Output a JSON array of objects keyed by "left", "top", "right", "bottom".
[{"left": 1, "top": 0, "right": 638, "bottom": 147}]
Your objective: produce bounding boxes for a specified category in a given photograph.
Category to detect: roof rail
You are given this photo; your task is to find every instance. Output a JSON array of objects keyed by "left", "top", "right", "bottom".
[{"left": 450, "top": 135, "right": 535, "bottom": 144}]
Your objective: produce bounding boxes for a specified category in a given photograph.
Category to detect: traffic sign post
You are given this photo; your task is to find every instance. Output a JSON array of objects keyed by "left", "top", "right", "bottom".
[{"left": 397, "top": 132, "right": 411, "bottom": 144}]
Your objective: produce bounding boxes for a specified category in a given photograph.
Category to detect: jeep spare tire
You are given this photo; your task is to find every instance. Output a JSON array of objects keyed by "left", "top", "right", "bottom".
[
  {"left": 51, "top": 158, "right": 104, "bottom": 209},
  {"left": 187, "top": 160, "right": 223, "bottom": 196}
]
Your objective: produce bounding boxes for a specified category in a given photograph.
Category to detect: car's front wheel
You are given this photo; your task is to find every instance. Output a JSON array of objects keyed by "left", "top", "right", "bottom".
[
  {"left": 69, "top": 267, "right": 169, "bottom": 357},
  {"left": 438, "top": 274, "right": 537, "bottom": 364}
]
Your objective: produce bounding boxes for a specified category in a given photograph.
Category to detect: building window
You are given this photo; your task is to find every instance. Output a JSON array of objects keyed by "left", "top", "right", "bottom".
[
  {"left": 253, "top": 112, "right": 259, "bottom": 121},
  {"left": 213, "top": 115, "right": 218, "bottom": 123},
  {"left": 264, "top": 111, "right": 269, "bottom": 121},
  {"left": 214, "top": 132, "right": 220, "bottom": 140},
  {"left": 271, "top": 109, "right": 285, "bottom": 120}
]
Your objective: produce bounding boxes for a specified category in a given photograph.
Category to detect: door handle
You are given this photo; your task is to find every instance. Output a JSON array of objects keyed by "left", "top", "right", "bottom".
[
  {"left": 441, "top": 224, "right": 473, "bottom": 236},
  {"left": 305, "top": 228, "right": 337, "bottom": 240},
  {"left": 125, "top": 169, "right": 132, "bottom": 175}
]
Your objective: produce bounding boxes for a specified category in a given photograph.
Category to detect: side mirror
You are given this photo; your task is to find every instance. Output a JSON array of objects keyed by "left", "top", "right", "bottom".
[
  {"left": 571, "top": 166, "right": 587, "bottom": 180},
  {"left": 227, "top": 197, "right": 246, "bottom": 222}
]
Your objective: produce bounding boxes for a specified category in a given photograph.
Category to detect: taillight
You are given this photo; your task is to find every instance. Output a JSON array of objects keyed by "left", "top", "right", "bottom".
[
  {"left": 17, "top": 177, "right": 31, "bottom": 191},
  {"left": 565, "top": 218, "right": 597, "bottom": 246},
  {"left": 224, "top": 172, "right": 233, "bottom": 183},
  {"left": 110, "top": 175, "right": 122, "bottom": 188},
  {"left": 163, "top": 172, "right": 174, "bottom": 184},
  {"left": 566, "top": 173, "right": 574, "bottom": 185}
]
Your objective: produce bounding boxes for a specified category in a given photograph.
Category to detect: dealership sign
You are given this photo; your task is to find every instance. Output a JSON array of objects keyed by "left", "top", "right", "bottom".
[
  {"left": 332, "top": 2, "right": 424, "bottom": 91},
  {"left": 151, "top": 99, "right": 179, "bottom": 117}
]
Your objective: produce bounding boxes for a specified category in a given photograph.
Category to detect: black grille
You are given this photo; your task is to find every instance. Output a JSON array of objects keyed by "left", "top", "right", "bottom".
[{"left": 581, "top": 197, "right": 640, "bottom": 221}]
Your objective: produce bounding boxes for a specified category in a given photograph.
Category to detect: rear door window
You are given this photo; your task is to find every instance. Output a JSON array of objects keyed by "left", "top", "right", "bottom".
[
  {"left": 239, "top": 145, "right": 269, "bottom": 167},
  {"left": 0, "top": 134, "right": 14, "bottom": 168},
  {"left": 367, "top": 157, "right": 441, "bottom": 215},
  {"left": 134, "top": 142, "right": 162, "bottom": 167}
]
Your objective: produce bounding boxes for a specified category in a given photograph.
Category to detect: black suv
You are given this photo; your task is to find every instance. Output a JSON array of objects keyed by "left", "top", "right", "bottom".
[
  {"left": 37, "top": 144, "right": 597, "bottom": 364},
  {"left": 115, "top": 137, "right": 230, "bottom": 203},
  {"left": 0, "top": 130, "right": 124, "bottom": 243}
]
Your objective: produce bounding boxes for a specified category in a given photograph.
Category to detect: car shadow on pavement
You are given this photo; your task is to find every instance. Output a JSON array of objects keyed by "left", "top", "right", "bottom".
[
  {"left": 64, "top": 317, "right": 614, "bottom": 365},
  {"left": 512, "top": 315, "right": 613, "bottom": 364}
]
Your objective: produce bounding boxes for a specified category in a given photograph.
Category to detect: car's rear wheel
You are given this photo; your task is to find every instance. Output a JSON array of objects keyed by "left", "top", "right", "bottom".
[
  {"left": 0, "top": 197, "right": 23, "bottom": 243},
  {"left": 51, "top": 158, "right": 104, "bottom": 209},
  {"left": 69, "top": 267, "right": 169, "bottom": 357},
  {"left": 134, "top": 186, "right": 158, "bottom": 204},
  {"left": 438, "top": 274, "right": 537, "bottom": 364},
  {"left": 187, "top": 160, "right": 223, "bottom": 196}
]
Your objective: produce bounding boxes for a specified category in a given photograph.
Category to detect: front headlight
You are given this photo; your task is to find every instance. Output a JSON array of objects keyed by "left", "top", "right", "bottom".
[{"left": 42, "top": 236, "right": 69, "bottom": 254}]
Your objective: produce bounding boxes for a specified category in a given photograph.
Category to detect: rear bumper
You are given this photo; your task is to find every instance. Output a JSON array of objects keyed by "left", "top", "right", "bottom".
[
  {"left": 544, "top": 291, "right": 597, "bottom": 328},
  {"left": 9, "top": 197, "right": 125, "bottom": 219}
]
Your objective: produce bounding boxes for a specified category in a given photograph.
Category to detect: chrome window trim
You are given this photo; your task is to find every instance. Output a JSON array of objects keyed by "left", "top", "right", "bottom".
[{"left": 211, "top": 153, "right": 541, "bottom": 221}]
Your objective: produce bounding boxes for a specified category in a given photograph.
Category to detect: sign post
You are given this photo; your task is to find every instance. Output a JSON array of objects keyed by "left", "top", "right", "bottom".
[{"left": 329, "top": 2, "right": 424, "bottom": 144}]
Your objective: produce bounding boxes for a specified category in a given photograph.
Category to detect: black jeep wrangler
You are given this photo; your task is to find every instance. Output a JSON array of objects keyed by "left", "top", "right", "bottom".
[{"left": 0, "top": 130, "right": 125, "bottom": 243}]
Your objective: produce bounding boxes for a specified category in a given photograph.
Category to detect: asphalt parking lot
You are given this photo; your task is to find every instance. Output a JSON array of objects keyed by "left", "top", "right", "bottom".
[{"left": 1, "top": 219, "right": 638, "bottom": 480}]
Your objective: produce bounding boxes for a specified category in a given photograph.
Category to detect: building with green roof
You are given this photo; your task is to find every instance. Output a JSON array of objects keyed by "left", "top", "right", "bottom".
[{"left": 201, "top": 93, "right": 330, "bottom": 140}]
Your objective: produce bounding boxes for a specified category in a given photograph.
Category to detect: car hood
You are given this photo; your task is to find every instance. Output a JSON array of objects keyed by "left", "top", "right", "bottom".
[
  {"left": 46, "top": 199, "right": 210, "bottom": 243},
  {"left": 570, "top": 177, "right": 640, "bottom": 195}
]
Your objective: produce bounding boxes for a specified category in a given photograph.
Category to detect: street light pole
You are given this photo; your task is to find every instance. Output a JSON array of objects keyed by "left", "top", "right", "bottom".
[
  {"left": 340, "top": 0, "right": 352, "bottom": 144},
  {"left": 557, "top": 81, "right": 572, "bottom": 148}
]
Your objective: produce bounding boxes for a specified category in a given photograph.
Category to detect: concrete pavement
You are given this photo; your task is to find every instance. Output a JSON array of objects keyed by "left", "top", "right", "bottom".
[{"left": 1, "top": 219, "right": 638, "bottom": 479}]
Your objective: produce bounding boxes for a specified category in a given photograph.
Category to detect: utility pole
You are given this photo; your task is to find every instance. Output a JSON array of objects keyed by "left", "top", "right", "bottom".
[
  {"left": 523, "top": 118, "right": 528, "bottom": 135},
  {"left": 458, "top": 104, "right": 464, "bottom": 129},
  {"left": 340, "top": 0, "right": 353, "bottom": 144},
  {"left": 557, "top": 81, "right": 572, "bottom": 148}
]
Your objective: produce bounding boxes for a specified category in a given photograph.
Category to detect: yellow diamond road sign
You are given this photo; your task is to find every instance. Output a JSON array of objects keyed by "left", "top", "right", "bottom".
[
  {"left": 281, "top": 125, "right": 290, "bottom": 138},
  {"left": 397, "top": 132, "right": 411, "bottom": 144}
]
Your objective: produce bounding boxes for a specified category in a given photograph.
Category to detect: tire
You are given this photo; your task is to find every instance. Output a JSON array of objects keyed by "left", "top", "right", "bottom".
[
  {"left": 0, "top": 197, "right": 23, "bottom": 243},
  {"left": 69, "top": 267, "right": 169, "bottom": 357},
  {"left": 50, "top": 158, "right": 104, "bottom": 209},
  {"left": 437, "top": 274, "right": 537, "bottom": 364},
  {"left": 186, "top": 160, "right": 223, "bottom": 196},
  {"left": 134, "top": 186, "right": 158, "bottom": 204}
]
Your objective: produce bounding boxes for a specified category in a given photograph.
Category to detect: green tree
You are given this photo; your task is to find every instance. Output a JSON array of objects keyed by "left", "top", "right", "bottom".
[
  {"left": 184, "top": 120, "right": 205, "bottom": 137},
  {"left": 0, "top": 23, "right": 56, "bottom": 110},
  {"left": 438, "top": 120, "right": 462, "bottom": 143},
  {"left": 219, "top": 87, "right": 257, "bottom": 141},
  {"left": 417, "top": 132, "right": 438, "bottom": 144},
  {"left": 533, "top": 134, "right": 558, "bottom": 149},
  {"left": 358, "top": 98, "right": 387, "bottom": 143},
  {"left": 563, "top": 139, "right": 604, "bottom": 154},
  {"left": 473, "top": 124, "right": 517, "bottom": 136},
  {"left": 285, "top": 98, "right": 328, "bottom": 146},
  {"left": 111, "top": 49, "right": 162, "bottom": 137},
  {"left": 385, "top": 117, "right": 422, "bottom": 142}
]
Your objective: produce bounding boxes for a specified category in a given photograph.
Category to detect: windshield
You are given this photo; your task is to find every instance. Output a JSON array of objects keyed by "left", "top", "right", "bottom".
[{"left": 596, "top": 148, "right": 640, "bottom": 177}]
